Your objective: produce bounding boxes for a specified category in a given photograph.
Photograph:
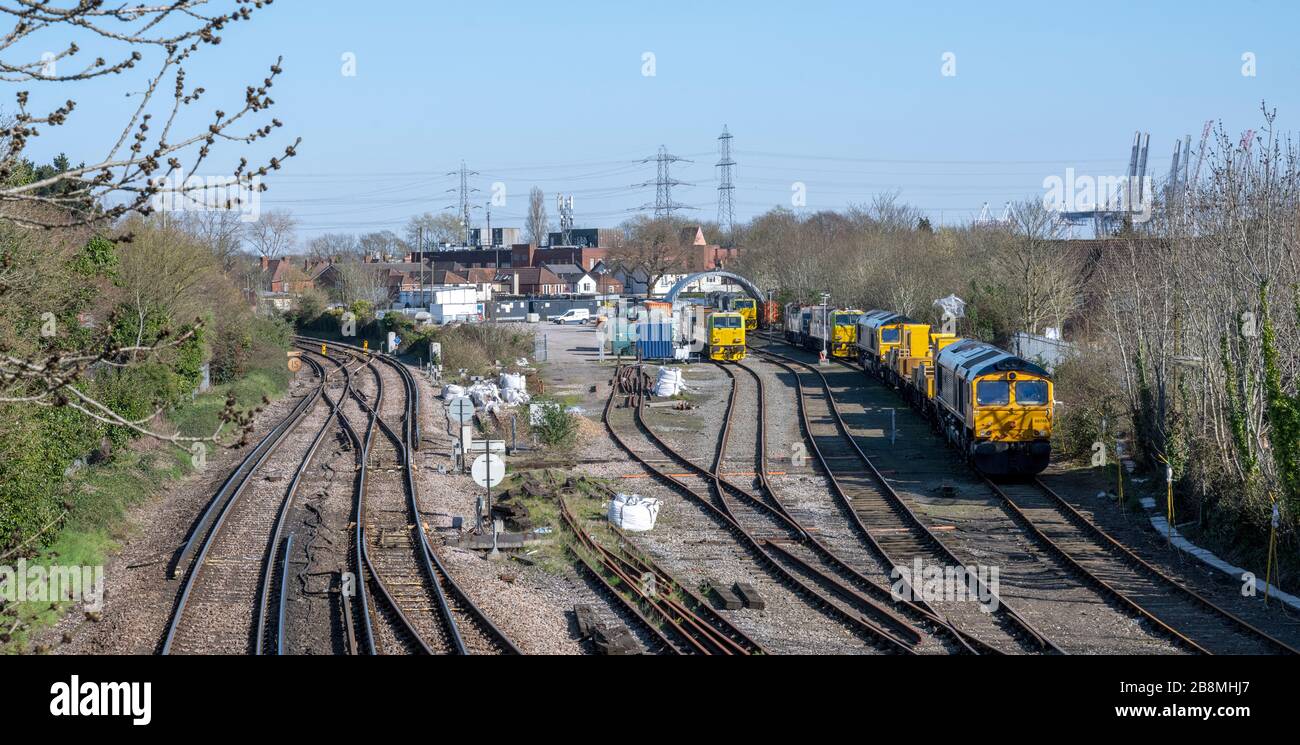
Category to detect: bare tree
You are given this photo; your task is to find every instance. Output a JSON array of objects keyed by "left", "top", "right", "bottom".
[
  {"left": 525, "top": 187, "right": 548, "bottom": 246},
  {"left": 404, "top": 212, "right": 460, "bottom": 248},
  {"left": 0, "top": 2, "right": 298, "bottom": 230},
  {"left": 306, "top": 232, "right": 357, "bottom": 262},
  {"left": 609, "top": 215, "right": 691, "bottom": 294},
  {"left": 333, "top": 259, "right": 389, "bottom": 307},
  {"left": 999, "top": 199, "right": 1076, "bottom": 336},
  {"left": 175, "top": 209, "right": 245, "bottom": 273},
  {"left": 246, "top": 209, "right": 297, "bottom": 260},
  {"left": 358, "top": 229, "right": 402, "bottom": 260}
]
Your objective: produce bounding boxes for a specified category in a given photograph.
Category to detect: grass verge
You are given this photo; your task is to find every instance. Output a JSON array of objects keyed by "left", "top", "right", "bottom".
[{"left": 0, "top": 351, "right": 292, "bottom": 653}]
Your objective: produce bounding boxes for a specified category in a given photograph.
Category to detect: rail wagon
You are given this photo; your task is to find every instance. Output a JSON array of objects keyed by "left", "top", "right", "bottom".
[
  {"left": 783, "top": 302, "right": 804, "bottom": 344},
  {"left": 807, "top": 308, "right": 863, "bottom": 358},
  {"left": 707, "top": 311, "right": 747, "bottom": 361},
  {"left": 932, "top": 338, "right": 1053, "bottom": 475},
  {"left": 899, "top": 328, "right": 959, "bottom": 407},
  {"left": 886, "top": 323, "right": 954, "bottom": 390},
  {"left": 855, "top": 310, "right": 918, "bottom": 375}
]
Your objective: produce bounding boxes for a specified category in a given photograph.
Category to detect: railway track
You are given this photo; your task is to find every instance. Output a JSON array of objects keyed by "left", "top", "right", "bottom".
[
  {"left": 559, "top": 492, "right": 764, "bottom": 655},
  {"left": 606, "top": 364, "right": 920, "bottom": 653},
  {"left": 299, "top": 336, "right": 520, "bottom": 655},
  {"left": 762, "top": 331, "right": 1298, "bottom": 655},
  {"left": 988, "top": 478, "right": 1299, "bottom": 655},
  {"left": 727, "top": 357, "right": 1018, "bottom": 654},
  {"left": 162, "top": 355, "right": 335, "bottom": 654},
  {"left": 747, "top": 345, "right": 1059, "bottom": 654},
  {"left": 262, "top": 346, "right": 375, "bottom": 655},
  {"left": 714, "top": 360, "right": 975, "bottom": 652}
]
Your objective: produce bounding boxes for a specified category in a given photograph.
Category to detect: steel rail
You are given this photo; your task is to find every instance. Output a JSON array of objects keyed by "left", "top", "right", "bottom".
[
  {"left": 255, "top": 346, "right": 357, "bottom": 654},
  {"left": 724, "top": 360, "right": 992, "bottom": 652},
  {"left": 350, "top": 353, "right": 449, "bottom": 654},
  {"left": 308, "top": 344, "right": 429, "bottom": 655},
  {"left": 776, "top": 332, "right": 1297, "bottom": 656},
  {"left": 709, "top": 362, "right": 929, "bottom": 646},
  {"left": 602, "top": 521, "right": 766, "bottom": 655},
  {"left": 166, "top": 366, "right": 325, "bottom": 581},
  {"left": 739, "top": 352, "right": 1001, "bottom": 655},
  {"left": 296, "top": 336, "right": 521, "bottom": 655},
  {"left": 751, "top": 342, "right": 1063, "bottom": 654},
  {"left": 560, "top": 494, "right": 761, "bottom": 655},
  {"left": 559, "top": 496, "right": 715, "bottom": 654},
  {"left": 161, "top": 355, "right": 330, "bottom": 654},
  {"left": 385, "top": 353, "right": 520, "bottom": 654},
  {"left": 606, "top": 364, "right": 917, "bottom": 654},
  {"left": 275, "top": 535, "right": 292, "bottom": 655},
  {"left": 1027, "top": 477, "right": 1297, "bottom": 654}
]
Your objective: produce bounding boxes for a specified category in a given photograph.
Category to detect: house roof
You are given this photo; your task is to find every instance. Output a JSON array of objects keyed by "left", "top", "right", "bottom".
[
  {"left": 679, "top": 226, "right": 707, "bottom": 246},
  {"left": 430, "top": 269, "right": 469, "bottom": 284},
  {"left": 543, "top": 263, "right": 588, "bottom": 278},
  {"left": 507, "top": 266, "right": 562, "bottom": 285},
  {"left": 464, "top": 267, "right": 500, "bottom": 283}
]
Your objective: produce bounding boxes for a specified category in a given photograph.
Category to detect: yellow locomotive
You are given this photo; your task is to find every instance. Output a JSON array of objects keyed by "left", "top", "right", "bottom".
[
  {"left": 931, "top": 339, "right": 1053, "bottom": 475},
  {"left": 806, "top": 307, "right": 862, "bottom": 358},
  {"left": 777, "top": 301, "right": 1054, "bottom": 475},
  {"left": 707, "top": 311, "right": 747, "bottom": 362},
  {"left": 730, "top": 297, "right": 758, "bottom": 330}
]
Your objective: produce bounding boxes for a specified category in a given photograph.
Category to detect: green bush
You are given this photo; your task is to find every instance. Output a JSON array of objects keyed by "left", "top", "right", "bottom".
[
  {"left": 0, "top": 405, "right": 104, "bottom": 548},
  {"left": 294, "top": 288, "right": 328, "bottom": 327},
  {"left": 1050, "top": 355, "right": 1120, "bottom": 462},
  {"left": 533, "top": 400, "right": 578, "bottom": 449}
]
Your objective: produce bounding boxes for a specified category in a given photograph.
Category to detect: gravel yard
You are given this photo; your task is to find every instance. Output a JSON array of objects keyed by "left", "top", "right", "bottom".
[{"left": 38, "top": 321, "right": 1294, "bottom": 656}]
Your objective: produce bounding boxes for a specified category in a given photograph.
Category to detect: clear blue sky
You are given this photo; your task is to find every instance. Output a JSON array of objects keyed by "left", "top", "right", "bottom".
[{"left": 19, "top": 0, "right": 1300, "bottom": 241}]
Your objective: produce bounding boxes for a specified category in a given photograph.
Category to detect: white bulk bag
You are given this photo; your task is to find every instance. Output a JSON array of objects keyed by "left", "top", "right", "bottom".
[
  {"left": 653, "top": 367, "right": 684, "bottom": 397},
  {"left": 607, "top": 493, "right": 661, "bottom": 532}
]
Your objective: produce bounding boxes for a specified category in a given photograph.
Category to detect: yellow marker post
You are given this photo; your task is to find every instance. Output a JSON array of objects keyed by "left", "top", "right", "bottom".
[
  {"left": 363, "top": 339, "right": 369, "bottom": 352},
  {"left": 321, "top": 343, "right": 327, "bottom": 355}
]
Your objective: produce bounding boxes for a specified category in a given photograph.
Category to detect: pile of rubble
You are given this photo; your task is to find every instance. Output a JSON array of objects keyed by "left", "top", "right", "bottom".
[{"left": 442, "top": 371, "right": 531, "bottom": 414}]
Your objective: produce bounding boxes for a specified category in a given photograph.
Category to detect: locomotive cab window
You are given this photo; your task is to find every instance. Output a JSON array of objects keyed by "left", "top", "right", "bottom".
[
  {"left": 835, "top": 313, "right": 860, "bottom": 325},
  {"left": 712, "top": 315, "right": 742, "bottom": 328},
  {"left": 1015, "top": 380, "right": 1049, "bottom": 405},
  {"left": 975, "top": 380, "right": 1010, "bottom": 406},
  {"left": 880, "top": 328, "right": 900, "bottom": 343}
]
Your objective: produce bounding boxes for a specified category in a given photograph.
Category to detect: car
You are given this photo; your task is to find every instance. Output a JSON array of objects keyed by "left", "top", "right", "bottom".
[{"left": 552, "top": 308, "right": 591, "bottom": 325}]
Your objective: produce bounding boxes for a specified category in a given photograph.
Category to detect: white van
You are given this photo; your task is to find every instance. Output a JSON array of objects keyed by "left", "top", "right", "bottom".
[{"left": 552, "top": 308, "right": 590, "bottom": 325}]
